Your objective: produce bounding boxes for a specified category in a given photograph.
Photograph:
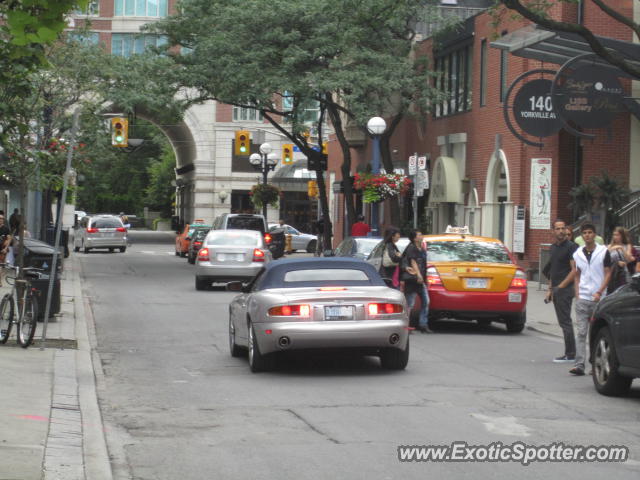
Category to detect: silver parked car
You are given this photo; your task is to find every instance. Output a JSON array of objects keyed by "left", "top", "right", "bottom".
[
  {"left": 195, "top": 229, "right": 272, "bottom": 290},
  {"left": 227, "top": 257, "right": 410, "bottom": 372},
  {"left": 73, "top": 215, "right": 127, "bottom": 253},
  {"left": 366, "top": 237, "right": 410, "bottom": 271},
  {"left": 268, "top": 224, "right": 317, "bottom": 253}
]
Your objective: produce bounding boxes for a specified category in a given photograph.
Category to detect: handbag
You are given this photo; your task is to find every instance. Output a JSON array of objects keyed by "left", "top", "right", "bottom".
[
  {"left": 400, "top": 254, "right": 418, "bottom": 282},
  {"left": 382, "top": 245, "right": 396, "bottom": 267}
]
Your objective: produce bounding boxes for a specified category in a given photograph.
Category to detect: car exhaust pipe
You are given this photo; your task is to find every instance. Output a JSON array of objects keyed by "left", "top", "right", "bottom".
[
  {"left": 389, "top": 334, "right": 400, "bottom": 345},
  {"left": 278, "top": 336, "right": 291, "bottom": 348}
]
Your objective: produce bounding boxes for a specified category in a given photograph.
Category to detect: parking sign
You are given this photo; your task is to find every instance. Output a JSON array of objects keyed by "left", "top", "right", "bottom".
[{"left": 408, "top": 155, "right": 417, "bottom": 175}]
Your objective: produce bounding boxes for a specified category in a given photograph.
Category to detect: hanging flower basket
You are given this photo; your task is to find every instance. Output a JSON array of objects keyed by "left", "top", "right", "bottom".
[
  {"left": 353, "top": 173, "right": 411, "bottom": 203},
  {"left": 250, "top": 183, "right": 281, "bottom": 209}
]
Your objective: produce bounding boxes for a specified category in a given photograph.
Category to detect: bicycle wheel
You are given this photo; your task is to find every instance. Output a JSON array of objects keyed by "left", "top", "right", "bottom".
[
  {"left": 17, "top": 294, "right": 38, "bottom": 348},
  {"left": 0, "top": 294, "right": 14, "bottom": 344}
]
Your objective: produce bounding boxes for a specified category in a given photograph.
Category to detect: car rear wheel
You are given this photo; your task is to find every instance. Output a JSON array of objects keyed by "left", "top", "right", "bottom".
[
  {"left": 109, "top": 248, "right": 114, "bottom": 253},
  {"left": 73, "top": 245, "right": 80, "bottom": 252},
  {"left": 592, "top": 327, "right": 632, "bottom": 396},
  {"left": 248, "top": 323, "right": 275, "bottom": 372},
  {"left": 195, "top": 277, "right": 208, "bottom": 291},
  {"left": 119, "top": 247, "right": 126, "bottom": 253},
  {"left": 83, "top": 242, "right": 90, "bottom": 254},
  {"left": 380, "top": 338, "right": 409, "bottom": 370},
  {"left": 505, "top": 311, "right": 526, "bottom": 333},
  {"left": 306, "top": 240, "right": 316, "bottom": 253},
  {"left": 229, "top": 317, "right": 243, "bottom": 357},
  {"left": 175, "top": 250, "right": 179, "bottom": 256}
]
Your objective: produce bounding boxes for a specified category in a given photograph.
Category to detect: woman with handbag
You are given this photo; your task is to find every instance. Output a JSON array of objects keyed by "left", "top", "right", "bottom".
[
  {"left": 380, "top": 227, "right": 402, "bottom": 286},
  {"left": 402, "top": 229, "right": 432, "bottom": 333},
  {"left": 607, "top": 226, "right": 633, "bottom": 294}
]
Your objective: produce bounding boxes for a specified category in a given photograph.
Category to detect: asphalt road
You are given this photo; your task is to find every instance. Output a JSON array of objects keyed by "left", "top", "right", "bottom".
[{"left": 77, "top": 231, "right": 640, "bottom": 480}]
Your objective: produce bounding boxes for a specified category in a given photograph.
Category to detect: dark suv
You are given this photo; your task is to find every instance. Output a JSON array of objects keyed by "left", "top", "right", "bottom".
[{"left": 589, "top": 273, "right": 640, "bottom": 396}]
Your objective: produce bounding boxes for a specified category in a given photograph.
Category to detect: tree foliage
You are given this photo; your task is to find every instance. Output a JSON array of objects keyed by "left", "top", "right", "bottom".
[{"left": 152, "top": 0, "right": 442, "bottom": 237}]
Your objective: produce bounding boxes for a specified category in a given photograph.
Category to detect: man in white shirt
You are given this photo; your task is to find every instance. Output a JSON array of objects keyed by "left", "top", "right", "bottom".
[{"left": 569, "top": 223, "right": 612, "bottom": 376}]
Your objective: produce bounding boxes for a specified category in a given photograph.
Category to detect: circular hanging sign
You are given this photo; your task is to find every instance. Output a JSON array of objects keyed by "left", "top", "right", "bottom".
[
  {"left": 555, "top": 64, "right": 624, "bottom": 129},
  {"left": 512, "top": 79, "right": 562, "bottom": 138}
]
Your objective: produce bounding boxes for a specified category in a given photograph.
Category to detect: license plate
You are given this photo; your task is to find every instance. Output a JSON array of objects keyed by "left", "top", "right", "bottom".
[
  {"left": 508, "top": 293, "right": 522, "bottom": 303},
  {"left": 466, "top": 278, "right": 488, "bottom": 289},
  {"left": 324, "top": 306, "right": 354, "bottom": 321},
  {"left": 217, "top": 253, "right": 243, "bottom": 261}
]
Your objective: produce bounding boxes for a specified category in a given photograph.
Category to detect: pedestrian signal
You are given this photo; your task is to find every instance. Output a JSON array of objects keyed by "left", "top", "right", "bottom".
[
  {"left": 282, "top": 144, "right": 293, "bottom": 164},
  {"left": 111, "top": 117, "right": 128, "bottom": 147},
  {"left": 307, "top": 180, "right": 318, "bottom": 198},
  {"left": 235, "top": 130, "right": 250, "bottom": 155}
]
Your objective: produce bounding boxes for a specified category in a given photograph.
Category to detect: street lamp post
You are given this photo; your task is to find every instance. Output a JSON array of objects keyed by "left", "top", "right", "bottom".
[
  {"left": 249, "top": 142, "right": 278, "bottom": 219},
  {"left": 367, "top": 116, "right": 387, "bottom": 236}
]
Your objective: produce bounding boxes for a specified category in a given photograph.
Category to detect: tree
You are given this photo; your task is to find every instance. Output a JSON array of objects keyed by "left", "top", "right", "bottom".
[
  {"left": 152, "top": 0, "right": 442, "bottom": 246},
  {"left": 497, "top": 1, "right": 640, "bottom": 80},
  {"left": 145, "top": 145, "right": 177, "bottom": 218}
]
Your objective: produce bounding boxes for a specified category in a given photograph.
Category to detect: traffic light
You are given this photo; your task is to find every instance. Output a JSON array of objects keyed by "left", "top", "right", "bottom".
[
  {"left": 235, "top": 130, "right": 250, "bottom": 155},
  {"left": 282, "top": 144, "right": 293, "bottom": 164},
  {"left": 111, "top": 117, "right": 128, "bottom": 147},
  {"left": 322, "top": 142, "right": 328, "bottom": 154},
  {"left": 307, "top": 180, "right": 318, "bottom": 198}
]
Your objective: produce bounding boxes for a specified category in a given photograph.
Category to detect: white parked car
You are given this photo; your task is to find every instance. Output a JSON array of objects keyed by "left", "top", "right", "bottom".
[
  {"left": 73, "top": 215, "right": 127, "bottom": 253},
  {"left": 268, "top": 223, "right": 317, "bottom": 253}
]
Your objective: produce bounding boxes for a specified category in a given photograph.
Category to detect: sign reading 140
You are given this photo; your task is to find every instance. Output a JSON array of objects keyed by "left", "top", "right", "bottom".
[{"left": 528, "top": 95, "right": 553, "bottom": 112}]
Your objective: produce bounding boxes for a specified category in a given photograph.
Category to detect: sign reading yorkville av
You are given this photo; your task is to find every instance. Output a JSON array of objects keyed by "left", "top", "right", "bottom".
[
  {"left": 513, "top": 79, "right": 562, "bottom": 138},
  {"left": 555, "top": 64, "right": 625, "bottom": 130}
]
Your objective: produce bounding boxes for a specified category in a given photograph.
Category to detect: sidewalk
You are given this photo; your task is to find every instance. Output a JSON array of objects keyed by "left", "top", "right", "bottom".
[{"left": 0, "top": 254, "right": 112, "bottom": 480}]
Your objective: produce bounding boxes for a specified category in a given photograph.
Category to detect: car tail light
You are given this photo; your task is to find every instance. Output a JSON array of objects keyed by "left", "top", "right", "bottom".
[
  {"left": 268, "top": 304, "right": 311, "bottom": 317},
  {"left": 264, "top": 233, "right": 272, "bottom": 244},
  {"left": 197, "top": 248, "right": 210, "bottom": 261},
  {"left": 116, "top": 227, "right": 126, "bottom": 232},
  {"left": 510, "top": 269, "right": 527, "bottom": 288},
  {"left": 86, "top": 228, "right": 99, "bottom": 233},
  {"left": 253, "top": 248, "right": 265, "bottom": 262},
  {"left": 426, "top": 266, "right": 442, "bottom": 286},
  {"left": 368, "top": 303, "right": 403, "bottom": 315}
]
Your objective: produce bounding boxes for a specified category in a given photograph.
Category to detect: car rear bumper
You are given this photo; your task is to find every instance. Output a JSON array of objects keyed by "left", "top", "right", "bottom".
[
  {"left": 254, "top": 319, "right": 409, "bottom": 354},
  {"left": 195, "top": 262, "right": 263, "bottom": 282},
  {"left": 85, "top": 237, "right": 127, "bottom": 248},
  {"left": 429, "top": 287, "right": 527, "bottom": 318}
]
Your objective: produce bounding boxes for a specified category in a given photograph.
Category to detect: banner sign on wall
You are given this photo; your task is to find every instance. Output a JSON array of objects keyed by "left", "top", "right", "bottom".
[
  {"left": 530, "top": 158, "right": 552, "bottom": 230},
  {"left": 513, "top": 205, "right": 526, "bottom": 253}
]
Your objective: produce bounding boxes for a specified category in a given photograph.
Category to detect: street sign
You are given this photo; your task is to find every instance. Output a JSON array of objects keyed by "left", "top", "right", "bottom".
[
  {"left": 408, "top": 155, "right": 417, "bottom": 175},
  {"left": 418, "top": 155, "right": 427, "bottom": 170},
  {"left": 416, "top": 170, "right": 429, "bottom": 196},
  {"left": 512, "top": 79, "right": 562, "bottom": 138}
]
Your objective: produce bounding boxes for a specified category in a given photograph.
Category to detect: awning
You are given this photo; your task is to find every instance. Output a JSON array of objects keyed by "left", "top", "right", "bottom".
[
  {"left": 429, "top": 156, "right": 461, "bottom": 204},
  {"left": 490, "top": 24, "right": 640, "bottom": 77},
  {"left": 270, "top": 159, "right": 317, "bottom": 191}
]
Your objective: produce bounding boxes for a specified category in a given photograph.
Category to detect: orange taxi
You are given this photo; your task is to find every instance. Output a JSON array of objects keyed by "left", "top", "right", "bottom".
[
  {"left": 175, "top": 220, "right": 210, "bottom": 257},
  {"left": 424, "top": 227, "right": 527, "bottom": 333}
]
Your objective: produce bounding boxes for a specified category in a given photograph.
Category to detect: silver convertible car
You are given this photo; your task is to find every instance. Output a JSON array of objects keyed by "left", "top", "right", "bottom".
[{"left": 227, "top": 257, "right": 410, "bottom": 372}]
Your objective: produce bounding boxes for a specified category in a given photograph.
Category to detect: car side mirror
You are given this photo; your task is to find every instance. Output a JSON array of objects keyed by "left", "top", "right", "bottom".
[{"left": 226, "top": 281, "right": 244, "bottom": 292}]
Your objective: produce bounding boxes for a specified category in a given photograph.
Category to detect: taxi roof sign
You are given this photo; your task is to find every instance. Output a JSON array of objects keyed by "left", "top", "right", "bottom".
[{"left": 445, "top": 225, "right": 470, "bottom": 234}]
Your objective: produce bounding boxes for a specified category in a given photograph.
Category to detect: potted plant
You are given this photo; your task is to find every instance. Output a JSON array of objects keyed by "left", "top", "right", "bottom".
[
  {"left": 249, "top": 183, "right": 281, "bottom": 210},
  {"left": 353, "top": 173, "right": 411, "bottom": 204}
]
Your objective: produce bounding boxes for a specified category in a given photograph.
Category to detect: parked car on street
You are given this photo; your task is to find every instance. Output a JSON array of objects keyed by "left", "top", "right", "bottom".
[
  {"left": 73, "top": 215, "right": 127, "bottom": 253},
  {"left": 367, "top": 237, "right": 410, "bottom": 272},
  {"left": 329, "top": 236, "right": 382, "bottom": 260},
  {"left": 589, "top": 274, "right": 640, "bottom": 396},
  {"left": 226, "top": 257, "right": 410, "bottom": 372},
  {"left": 175, "top": 220, "right": 210, "bottom": 257},
  {"left": 195, "top": 229, "right": 272, "bottom": 290},
  {"left": 268, "top": 223, "right": 317, "bottom": 253},
  {"left": 187, "top": 227, "right": 211, "bottom": 264}
]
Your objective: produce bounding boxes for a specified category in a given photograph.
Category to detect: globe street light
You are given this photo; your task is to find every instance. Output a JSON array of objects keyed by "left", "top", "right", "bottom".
[
  {"left": 249, "top": 143, "right": 279, "bottom": 218},
  {"left": 367, "top": 116, "right": 387, "bottom": 236}
]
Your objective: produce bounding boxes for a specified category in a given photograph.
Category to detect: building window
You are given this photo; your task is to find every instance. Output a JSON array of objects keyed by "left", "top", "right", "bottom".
[
  {"left": 232, "top": 107, "right": 263, "bottom": 122},
  {"left": 480, "top": 39, "right": 487, "bottom": 107},
  {"left": 111, "top": 33, "right": 167, "bottom": 57},
  {"left": 434, "top": 44, "right": 473, "bottom": 118},
  {"left": 114, "top": 0, "right": 168, "bottom": 17},
  {"left": 74, "top": 0, "right": 99, "bottom": 15},
  {"left": 68, "top": 31, "right": 100, "bottom": 45},
  {"left": 499, "top": 49, "right": 508, "bottom": 102}
]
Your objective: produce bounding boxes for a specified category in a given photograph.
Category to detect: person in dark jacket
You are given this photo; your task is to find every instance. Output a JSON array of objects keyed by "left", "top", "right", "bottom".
[
  {"left": 379, "top": 227, "right": 402, "bottom": 281},
  {"left": 402, "top": 229, "right": 431, "bottom": 333}
]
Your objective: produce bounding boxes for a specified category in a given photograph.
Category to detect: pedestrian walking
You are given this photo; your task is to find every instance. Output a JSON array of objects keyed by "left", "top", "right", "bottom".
[
  {"left": 0, "top": 214, "right": 12, "bottom": 287},
  {"left": 351, "top": 215, "right": 371, "bottom": 237},
  {"left": 544, "top": 219, "right": 578, "bottom": 363},
  {"left": 379, "top": 227, "right": 402, "bottom": 280},
  {"left": 401, "top": 229, "right": 431, "bottom": 333},
  {"left": 314, "top": 215, "right": 331, "bottom": 256},
  {"left": 607, "top": 226, "right": 634, "bottom": 294},
  {"left": 569, "top": 223, "right": 612, "bottom": 376}
]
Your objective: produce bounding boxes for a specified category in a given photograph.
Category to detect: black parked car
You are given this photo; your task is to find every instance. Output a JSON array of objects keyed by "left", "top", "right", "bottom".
[
  {"left": 187, "top": 227, "right": 210, "bottom": 264},
  {"left": 589, "top": 273, "right": 640, "bottom": 396}
]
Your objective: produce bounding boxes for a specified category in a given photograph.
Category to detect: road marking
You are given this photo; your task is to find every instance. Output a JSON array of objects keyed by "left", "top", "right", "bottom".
[{"left": 471, "top": 413, "right": 532, "bottom": 437}]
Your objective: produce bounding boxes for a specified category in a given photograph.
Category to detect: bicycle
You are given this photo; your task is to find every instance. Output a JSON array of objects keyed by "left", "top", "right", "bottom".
[{"left": 0, "top": 264, "right": 42, "bottom": 348}]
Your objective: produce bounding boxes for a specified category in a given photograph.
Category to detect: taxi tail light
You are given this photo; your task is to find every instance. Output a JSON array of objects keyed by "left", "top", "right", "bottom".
[
  {"left": 116, "top": 227, "right": 127, "bottom": 232},
  {"left": 264, "top": 233, "right": 272, "bottom": 244},
  {"left": 426, "top": 266, "right": 442, "bottom": 286},
  {"left": 86, "top": 228, "right": 99, "bottom": 234},
  {"left": 253, "top": 248, "right": 265, "bottom": 262},
  {"left": 269, "top": 304, "right": 311, "bottom": 317},
  {"left": 510, "top": 269, "right": 527, "bottom": 288},
  {"left": 197, "top": 248, "right": 210, "bottom": 261},
  {"left": 368, "top": 303, "right": 403, "bottom": 315}
]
